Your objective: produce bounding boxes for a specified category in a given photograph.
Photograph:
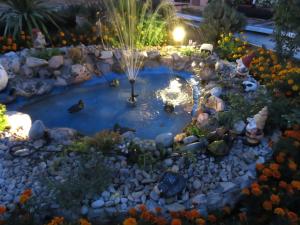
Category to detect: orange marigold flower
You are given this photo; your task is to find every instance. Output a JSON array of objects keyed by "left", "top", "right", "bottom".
[
  {"left": 155, "top": 207, "right": 162, "bottom": 214},
  {"left": 288, "top": 161, "right": 298, "bottom": 171},
  {"left": 186, "top": 209, "right": 200, "bottom": 219},
  {"left": 251, "top": 182, "right": 260, "bottom": 189},
  {"left": 141, "top": 211, "right": 151, "bottom": 221},
  {"left": 279, "top": 181, "right": 288, "bottom": 189},
  {"left": 291, "top": 180, "right": 300, "bottom": 190},
  {"left": 23, "top": 189, "right": 32, "bottom": 197},
  {"left": 222, "top": 206, "right": 231, "bottom": 215},
  {"left": 123, "top": 218, "right": 137, "bottom": 225},
  {"left": 207, "top": 214, "right": 217, "bottom": 223},
  {"left": 46, "top": 217, "right": 64, "bottom": 225},
  {"left": 19, "top": 194, "right": 30, "bottom": 204},
  {"left": 263, "top": 168, "right": 273, "bottom": 177},
  {"left": 241, "top": 188, "right": 250, "bottom": 195},
  {"left": 154, "top": 216, "right": 167, "bottom": 225},
  {"left": 272, "top": 170, "right": 281, "bottom": 179},
  {"left": 0, "top": 206, "right": 6, "bottom": 214},
  {"left": 128, "top": 208, "right": 137, "bottom": 217},
  {"left": 276, "top": 154, "right": 285, "bottom": 163},
  {"left": 262, "top": 201, "right": 273, "bottom": 211},
  {"left": 287, "top": 211, "right": 299, "bottom": 224},
  {"left": 238, "top": 212, "right": 247, "bottom": 222},
  {"left": 270, "top": 163, "right": 280, "bottom": 171},
  {"left": 251, "top": 187, "right": 262, "bottom": 196},
  {"left": 79, "top": 218, "right": 92, "bottom": 225},
  {"left": 259, "top": 175, "right": 268, "bottom": 182},
  {"left": 256, "top": 163, "right": 265, "bottom": 171},
  {"left": 171, "top": 219, "right": 182, "bottom": 225},
  {"left": 139, "top": 204, "right": 147, "bottom": 212},
  {"left": 270, "top": 194, "right": 280, "bottom": 205},
  {"left": 196, "top": 218, "right": 206, "bottom": 225},
  {"left": 274, "top": 208, "right": 285, "bottom": 216}
]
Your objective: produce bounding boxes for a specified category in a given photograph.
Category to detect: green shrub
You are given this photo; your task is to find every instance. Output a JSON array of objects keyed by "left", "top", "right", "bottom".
[
  {"left": 64, "top": 138, "right": 90, "bottom": 154},
  {"left": 0, "top": 0, "right": 61, "bottom": 38},
  {"left": 184, "top": 123, "right": 208, "bottom": 137},
  {"left": 274, "top": 0, "right": 300, "bottom": 59},
  {"left": 0, "top": 104, "right": 8, "bottom": 132},
  {"left": 46, "top": 156, "right": 113, "bottom": 209},
  {"left": 87, "top": 130, "right": 121, "bottom": 153},
  {"left": 31, "top": 48, "right": 62, "bottom": 60},
  {"left": 198, "top": 0, "right": 246, "bottom": 44}
]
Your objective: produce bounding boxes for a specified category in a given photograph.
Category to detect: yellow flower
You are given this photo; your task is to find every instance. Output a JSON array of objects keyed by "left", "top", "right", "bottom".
[
  {"left": 237, "top": 47, "right": 242, "bottom": 52},
  {"left": 224, "top": 37, "right": 230, "bottom": 42},
  {"left": 274, "top": 208, "right": 285, "bottom": 216},
  {"left": 46, "top": 217, "right": 64, "bottom": 225},
  {"left": 292, "top": 85, "right": 299, "bottom": 91},
  {"left": 235, "top": 38, "right": 240, "bottom": 42}
]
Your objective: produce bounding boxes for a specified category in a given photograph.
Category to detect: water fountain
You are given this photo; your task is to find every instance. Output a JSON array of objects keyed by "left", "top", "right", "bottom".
[{"left": 102, "top": 0, "right": 174, "bottom": 106}]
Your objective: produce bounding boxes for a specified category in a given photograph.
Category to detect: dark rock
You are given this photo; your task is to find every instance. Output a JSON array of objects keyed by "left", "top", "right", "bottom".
[
  {"left": 157, "top": 172, "right": 187, "bottom": 198},
  {"left": 208, "top": 140, "right": 230, "bottom": 157}
]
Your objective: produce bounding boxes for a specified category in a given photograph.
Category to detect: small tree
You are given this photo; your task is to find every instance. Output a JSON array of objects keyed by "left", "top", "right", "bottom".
[
  {"left": 198, "top": 0, "right": 246, "bottom": 44},
  {"left": 274, "top": 0, "right": 300, "bottom": 59}
]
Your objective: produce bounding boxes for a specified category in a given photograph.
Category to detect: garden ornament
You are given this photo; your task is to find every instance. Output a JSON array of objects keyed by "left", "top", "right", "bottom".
[
  {"left": 200, "top": 43, "right": 213, "bottom": 54},
  {"left": 236, "top": 52, "right": 256, "bottom": 76},
  {"left": 32, "top": 28, "right": 46, "bottom": 49},
  {"left": 0, "top": 64, "right": 8, "bottom": 92},
  {"left": 242, "top": 80, "right": 258, "bottom": 92},
  {"left": 68, "top": 100, "right": 84, "bottom": 113},
  {"left": 245, "top": 107, "right": 268, "bottom": 146}
]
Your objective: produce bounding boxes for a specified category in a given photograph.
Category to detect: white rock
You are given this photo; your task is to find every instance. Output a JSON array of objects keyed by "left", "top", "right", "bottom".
[
  {"left": 197, "top": 113, "right": 209, "bottom": 127},
  {"left": 210, "top": 87, "right": 222, "bottom": 97},
  {"left": 48, "top": 55, "right": 64, "bottom": 69},
  {"left": 206, "top": 96, "right": 225, "bottom": 112},
  {"left": 155, "top": 133, "right": 174, "bottom": 149},
  {"left": 233, "top": 120, "right": 246, "bottom": 134},
  {"left": 0, "top": 64, "right": 8, "bottom": 91},
  {"left": 26, "top": 57, "right": 48, "bottom": 68},
  {"left": 100, "top": 51, "right": 113, "bottom": 59},
  {"left": 6, "top": 111, "right": 32, "bottom": 138}
]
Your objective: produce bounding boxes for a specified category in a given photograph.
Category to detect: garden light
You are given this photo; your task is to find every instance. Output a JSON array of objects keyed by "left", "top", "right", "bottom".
[{"left": 172, "top": 26, "right": 186, "bottom": 43}]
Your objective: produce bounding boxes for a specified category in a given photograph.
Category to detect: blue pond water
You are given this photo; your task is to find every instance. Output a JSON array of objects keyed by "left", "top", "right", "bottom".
[{"left": 15, "top": 67, "right": 194, "bottom": 139}]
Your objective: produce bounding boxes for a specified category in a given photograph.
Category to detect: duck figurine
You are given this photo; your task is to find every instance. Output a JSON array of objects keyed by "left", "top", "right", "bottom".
[{"left": 68, "top": 100, "right": 84, "bottom": 113}]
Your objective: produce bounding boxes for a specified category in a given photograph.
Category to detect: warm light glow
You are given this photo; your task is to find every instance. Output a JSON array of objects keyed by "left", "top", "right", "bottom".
[{"left": 172, "top": 26, "right": 186, "bottom": 43}]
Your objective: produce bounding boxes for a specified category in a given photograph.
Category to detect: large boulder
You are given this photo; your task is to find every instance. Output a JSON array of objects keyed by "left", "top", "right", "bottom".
[
  {"left": 208, "top": 140, "right": 230, "bottom": 157},
  {"left": 11, "top": 78, "right": 53, "bottom": 97},
  {"left": 48, "top": 55, "right": 64, "bottom": 69},
  {"left": 100, "top": 51, "right": 113, "bottom": 60},
  {"left": 26, "top": 57, "right": 48, "bottom": 68},
  {"left": 155, "top": 133, "right": 174, "bottom": 150},
  {"left": 6, "top": 111, "right": 32, "bottom": 138},
  {"left": 0, "top": 53, "right": 21, "bottom": 76},
  {"left": 70, "top": 64, "right": 92, "bottom": 84},
  {"left": 29, "top": 120, "right": 46, "bottom": 140},
  {"left": 0, "top": 64, "right": 8, "bottom": 92}
]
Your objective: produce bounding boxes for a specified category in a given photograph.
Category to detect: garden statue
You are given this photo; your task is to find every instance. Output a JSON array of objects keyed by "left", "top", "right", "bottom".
[
  {"left": 164, "top": 101, "right": 175, "bottom": 113},
  {"left": 109, "top": 79, "right": 120, "bottom": 87},
  {"left": 200, "top": 43, "right": 213, "bottom": 54},
  {"left": 236, "top": 52, "right": 256, "bottom": 77},
  {"left": 242, "top": 78, "right": 258, "bottom": 92},
  {"left": 245, "top": 106, "right": 268, "bottom": 145},
  {"left": 68, "top": 100, "right": 84, "bottom": 113},
  {"left": 0, "top": 64, "right": 8, "bottom": 92},
  {"left": 32, "top": 29, "right": 46, "bottom": 49}
]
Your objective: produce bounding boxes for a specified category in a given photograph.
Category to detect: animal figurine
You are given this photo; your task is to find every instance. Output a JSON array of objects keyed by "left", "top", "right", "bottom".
[
  {"left": 245, "top": 106, "right": 268, "bottom": 146},
  {"left": 242, "top": 79, "right": 258, "bottom": 92},
  {"left": 32, "top": 29, "right": 46, "bottom": 49},
  {"left": 164, "top": 101, "right": 175, "bottom": 113},
  {"left": 68, "top": 100, "right": 84, "bottom": 113},
  {"left": 200, "top": 43, "right": 213, "bottom": 54},
  {"left": 236, "top": 52, "right": 256, "bottom": 77},
  {"left": 109, "top": 79, "right": 120, "bottom": 87}
]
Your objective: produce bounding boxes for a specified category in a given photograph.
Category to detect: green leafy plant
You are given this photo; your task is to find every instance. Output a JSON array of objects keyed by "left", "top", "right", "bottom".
[
  {"left": 0, "top": 0, "right": 61, "bottom": 38},
  {"left": 274, "top": 0, "right": 300, "bottom": 58},
  {"left": 198, "top": 0, "right": 246, "bottom": 44},
  {"left": 46, "top": 156, "right": 113, "bottom": 209},
  {"left": 0, "top": 104, "right": 8, "bottom": 131},
  {"left": 184, "top": 123, "right": 209, "bottom": 137},
  {"left": 64, "top": 138, "right": 90, "bottom": 154},
  {"left": 31, "top": 48, "right": 62, "bottom": 60},
  {"left": 87, "top": 130, "right": 121, "bottom": 153}
]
